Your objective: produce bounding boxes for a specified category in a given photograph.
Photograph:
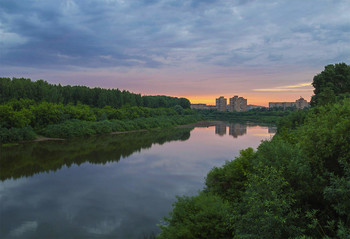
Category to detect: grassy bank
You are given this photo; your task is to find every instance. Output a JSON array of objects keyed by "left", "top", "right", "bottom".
[
  {"left": 0, "top": 114, "right": 201, "bottom": 144},
  {"left": 0, "top": 97, "right": 200, "bottom": 144},
  {"left": 40, "top": 115, "right": 201, "bottom": 138}
]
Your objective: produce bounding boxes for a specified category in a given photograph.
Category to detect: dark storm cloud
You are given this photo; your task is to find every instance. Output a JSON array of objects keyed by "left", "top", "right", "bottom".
[
  {"left": 0, "top": 0, "right": 349, "bottom": 70},
  {"left": 0, "top": 0, "right": 164, "bottom": 68}
]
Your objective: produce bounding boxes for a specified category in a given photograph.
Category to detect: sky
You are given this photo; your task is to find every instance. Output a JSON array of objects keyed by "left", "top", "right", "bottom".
[{"left": 0, "top": 0, "right": 349, "bottom": 106}]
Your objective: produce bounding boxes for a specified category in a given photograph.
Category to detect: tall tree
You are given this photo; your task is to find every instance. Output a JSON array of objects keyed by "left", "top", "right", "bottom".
[{"left": 311, "top": 63, "right": 350, "bottom": 106}]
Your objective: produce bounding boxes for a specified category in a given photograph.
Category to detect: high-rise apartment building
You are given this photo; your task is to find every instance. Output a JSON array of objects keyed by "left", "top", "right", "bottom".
[
  {"left": 216, "top": 96, "right": 227, "bottom": 111},
  {"left": 295, "top": 97, "right": 309, "bottom": 109},
  {"left": 229, "top": 96, "right": 247, "bottom": 112}
]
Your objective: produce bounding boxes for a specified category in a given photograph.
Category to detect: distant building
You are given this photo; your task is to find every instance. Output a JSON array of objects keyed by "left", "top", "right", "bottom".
[
  {"left": 206, "top": 105, "right": 217, "bottom": 110},
  {"left": 190, "top": 104, "right": 216, "bottom": 110},
  {"left": 269, "top": 97, "right": 310, "bottom": 110},
  {"left": 190, "top": 104, "right": 207, "bottom": 110},
  {"left": 295, "top": 97, "right": 309, "bottom": 109},
  {"left": 229, "top": 96, "right": 247, "bottom": 112},
  {"left": 247, "top": 104, "right": 266, "bottom": 111},
  {"left": 216, "top": 96, "right": 227, "bottom": 111},
  {"left": 269, "top": 102, "right": 295, "bottom": 109}
]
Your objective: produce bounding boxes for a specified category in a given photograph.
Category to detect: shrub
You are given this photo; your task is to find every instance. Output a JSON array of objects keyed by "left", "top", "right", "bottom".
[{"left": 158, "top": 192, "right": 232, "bottom": 239}]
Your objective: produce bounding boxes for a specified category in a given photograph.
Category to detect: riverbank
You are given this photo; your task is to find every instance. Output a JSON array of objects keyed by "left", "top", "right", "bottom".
[
  {"left": 1, "top": 115, "right": 202, "bottom": 146},
  {"left": 1, "top": 118, "right": 277, "bottom": 146},
  {"left": 197, "top": 109, "right": 293, "bottom": 124},
  {"left": 175, "top": 120, "right": 223, "bottom": 128}
]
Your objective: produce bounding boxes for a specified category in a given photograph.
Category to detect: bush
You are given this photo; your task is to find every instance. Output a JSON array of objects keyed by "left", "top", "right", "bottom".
[
  {"left": 39, "top": 115, "right": 201, "bottom": 139},
  {"left": 158, "top": 192, "right": 232, "bottom": 239},
  {"left": 0, "top": 126, "right": 37, "bottom": 144},
  {"left": 205, "top": 147, "right": 254, "bottom": 202},
  {"left": 40, "top": 120, "right": 95, "bottom": 138}
]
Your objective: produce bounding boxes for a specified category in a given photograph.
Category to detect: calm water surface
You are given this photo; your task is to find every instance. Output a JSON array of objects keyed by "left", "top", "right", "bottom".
[{"left": 0, "top": 122, "right": 276, "bottom": 239}]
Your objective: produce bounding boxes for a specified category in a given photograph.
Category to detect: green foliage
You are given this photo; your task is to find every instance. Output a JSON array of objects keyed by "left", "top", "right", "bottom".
[
  {"left": 0, "top": 98, "right": 199, "bottom": 143},
  {"left": 0, "top": 127, "right": 37, "bottom": 143},
  {"left": 143, "top": 95, "right": 190, "bottom": 109},
  {"left": 39, "top": 115, "right": 200, "bottom": 139},
  {"left": 230, "top": 166, "right": 302, "bottom": 239},
  {"left": 0, "top": 104, "right": 34, "bottom": 128},
  {"left": 157, "top": 192, "right": 232, "bottom": 239},
  {"left": 324, "top": 162, "right": 350, "bottom": 218},
  {"left": 276, "top": 110, "right": 308, "bottom": 136},
  {"left": 254, "top": 139, "right": 315, "bottom": 203},
  {"left": 198, "top": 109, "right": 292, "bottom": 124},
  {"left": 63, "top": 103, "right": 96, "bottom": 121},
  {"left": 30, "top": 101, "right": 64, "bottom": 127},
  {"left": 205, "top": 148, "right": 255, "bottom": 202},
  {"left": 173, "top": 105, "right": 184, "bottom": 115},
  {"left": 311, "top": 63, "right": 350, "bottom": 106},
  {"left": 296, "top": 99, "right": 350, "bottom": 176}
]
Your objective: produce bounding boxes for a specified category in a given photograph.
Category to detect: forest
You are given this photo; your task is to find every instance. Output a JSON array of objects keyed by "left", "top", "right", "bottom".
[
  {"left": 0, "top": 77, "right": 191, "bottom": 109},
  {"left": 157, "top": 63, "right": 350, "bottom": 238},
  {"left": 0, "top": 78, "right": 197, "bottom": 144}
]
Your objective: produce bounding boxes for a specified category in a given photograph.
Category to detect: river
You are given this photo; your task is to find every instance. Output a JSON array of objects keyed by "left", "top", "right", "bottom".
[{"left": 0, "top": 121, "right": 276, "bottom": 239}]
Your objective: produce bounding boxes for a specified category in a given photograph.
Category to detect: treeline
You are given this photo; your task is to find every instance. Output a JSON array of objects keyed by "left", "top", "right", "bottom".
[
  {"left": 0, "top": 99, "right": 198, "bottom": 143},
  {"left": 197, "top": 108, "right": 293, "bottom": 124},
  {"left": 157, "top": 63, "right": 350, "bottom": 238},
  {"left": 0, "top": 77, "right": 191, "bottom": 109}
]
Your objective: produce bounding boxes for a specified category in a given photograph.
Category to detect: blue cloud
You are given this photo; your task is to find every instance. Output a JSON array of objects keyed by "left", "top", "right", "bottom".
[{"left": 0, "top": 0, "right": 349, "bottom": 71}]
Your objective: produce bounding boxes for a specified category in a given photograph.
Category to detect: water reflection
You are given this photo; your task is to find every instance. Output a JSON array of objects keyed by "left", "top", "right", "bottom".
[
  {"left": 214, "top": 122, "right": 247, "bottom": 138},
  {"left": 0, "top": 122, "right": 275, "bottom": 239},
  {"left": 215, "top": 123, "right": 227, "bottom": 136},
  {"left": 0, "top": 129, "right": 192, "bottom": 181},
  {"left": 229, "top": 123, "right": 247, "bottom": 138}
]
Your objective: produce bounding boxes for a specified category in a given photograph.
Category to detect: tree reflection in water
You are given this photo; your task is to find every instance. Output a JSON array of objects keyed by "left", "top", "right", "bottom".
[{"left": 0, "top": 128, "right": 192, "bottom": 181}]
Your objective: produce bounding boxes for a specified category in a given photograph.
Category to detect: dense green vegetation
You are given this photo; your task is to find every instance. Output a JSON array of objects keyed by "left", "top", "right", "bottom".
[
  {"left": 0, "top": 98, "right": 198, "bottom": 143},
  {"left": 0, "top": 128, "right": 192, "bottom": 181},
  {"left": 311, "top": 63, "right": 350, "bottom": 106},
  {"left": 0, "top": 78, "right": 195, "bottom": 144},
  {"left": 198, "top": 108, "right": 294, "bottom": 124},
  {"left": 157, "top": 63, "right": 350, "bottom": 238}
]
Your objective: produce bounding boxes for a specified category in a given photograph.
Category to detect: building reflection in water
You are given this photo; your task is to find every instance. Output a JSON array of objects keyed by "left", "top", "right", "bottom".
[
  {"left": 215, "top": 122, "right": 227, "bottom": 136},
  {"left": 214, "top": 122, "right": 247, "bottom": 138},
  {"left": 229, "top": 123, "right": 247, "bottom": 138}
]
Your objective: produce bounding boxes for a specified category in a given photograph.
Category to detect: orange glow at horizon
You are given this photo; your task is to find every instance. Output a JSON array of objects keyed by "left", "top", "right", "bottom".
[
  {"left": 188, "top": 97, "right": 271, "bottom": 107},
  {"left": 184, "top": 91, "right": 314, "bottom": 107}
]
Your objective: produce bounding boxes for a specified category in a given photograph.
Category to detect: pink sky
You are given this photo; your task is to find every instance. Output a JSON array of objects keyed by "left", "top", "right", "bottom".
[
  {"left": 1, "top": 1, "right": 348, "bottom": 106},
  {"left": 3, "top": 64, "right": 317, "bottom": 107}
]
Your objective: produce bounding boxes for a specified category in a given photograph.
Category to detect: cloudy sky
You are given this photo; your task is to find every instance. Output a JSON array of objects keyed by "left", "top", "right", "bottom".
[{"left": 1, "top": 0, "right": 349, "bottom": 105}]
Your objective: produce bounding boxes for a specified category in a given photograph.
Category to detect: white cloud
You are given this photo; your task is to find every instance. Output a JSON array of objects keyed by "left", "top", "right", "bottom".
[
  {"left": 0, "top": 28, "right": 27, "bottom": 48},
  {"left": 9, "top": 221, "right": 38, "bottom": 237},
  {"left": 253, "top": 82, "right": 313, "bottom": 92}
]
